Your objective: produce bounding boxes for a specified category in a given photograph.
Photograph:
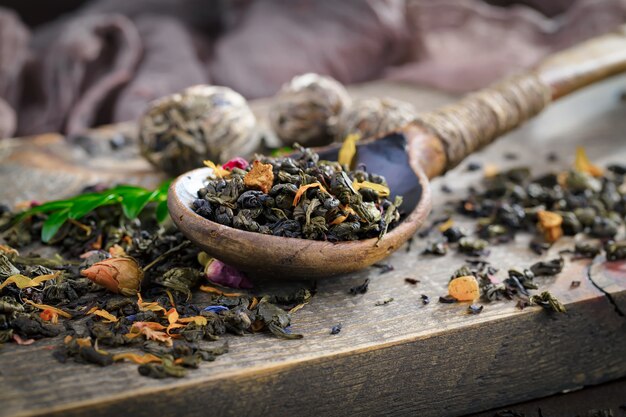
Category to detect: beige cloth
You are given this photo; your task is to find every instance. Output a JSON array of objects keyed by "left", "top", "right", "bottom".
[{"left": 0, "top": 0, "right": 625, "bottom": 139}]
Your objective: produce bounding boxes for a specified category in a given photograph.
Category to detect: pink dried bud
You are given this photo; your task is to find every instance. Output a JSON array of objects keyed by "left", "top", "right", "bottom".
[
  {"left": 222, "top": 157, "right": 249, "bottom": 171},
  {"left": 205, "top": 258, "right": 253, "bottom": 289},
  {"left": 81, "top": 257, "right": 144, "bottom": 296}
]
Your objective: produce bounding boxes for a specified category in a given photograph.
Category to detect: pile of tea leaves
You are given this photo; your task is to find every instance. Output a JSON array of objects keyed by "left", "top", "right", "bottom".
[
  {"left": 0, "top": 194, "right": 313, "bottom": 379},
  {"left": 421, "top": 148, "right": 626, "bottom": 310},
  {"left": 192, "top": 145, "right": 403, "bottom": 241}
]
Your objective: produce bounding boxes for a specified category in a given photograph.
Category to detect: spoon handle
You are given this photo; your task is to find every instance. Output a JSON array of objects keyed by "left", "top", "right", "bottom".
[{"left": 412, "top": 25, "right": 626, "bottom": 177}]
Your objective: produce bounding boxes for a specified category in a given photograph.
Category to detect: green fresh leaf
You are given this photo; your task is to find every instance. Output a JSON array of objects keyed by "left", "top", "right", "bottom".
[
  {"left": 11, "top": 181, "right": 173, "bottom": 243},
  {"left": 108, "top": 185, "right": 148, "bottom": 194},
  {"left": 68, "top": 194, "right": 117, "bottom": 219},
  {"left": 156, "top": 200, "right": 170, "bottom": 223},
  {"left": 41, "top": 208, "right": 71, "bottom": 243},
  {"left": 120, "top": 190, "right": 155, "bottom": 219}
]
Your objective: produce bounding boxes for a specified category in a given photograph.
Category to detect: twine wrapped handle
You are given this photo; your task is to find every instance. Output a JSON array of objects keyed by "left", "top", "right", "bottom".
[{"left": 415, "top": 25, "right": 626, "bottom": 174}]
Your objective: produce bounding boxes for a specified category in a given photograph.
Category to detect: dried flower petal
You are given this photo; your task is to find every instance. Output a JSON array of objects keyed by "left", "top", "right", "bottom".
[
  {"left": 204, "top": 258, "right": 253, "bottom": 289},
  {"left": 198, "top": 285, "right": 243, "bottom": 297},
  {"left": 0, "top": 244, "right": 19, "bottom": 257},
  {"left": 127, "top": 322, "right": 172, "bottom": 346},
  {"left": 244, "top": 160, "right": 274, "bottom": 194},
  {"left": 448, "top": 275, "right": 480, "bottom": 302},
  {"left": 338, "top": 133, "right": 359, "bottom": 167},
  {"left": 113, "top": 353, "right": 162, "bottom": 365},
  {"left": 574, "top": 147, "right": 603, "bottom": 177},
  {"left": 137, "top": 293, "right": 167, "bottom": 314},
  {"left": 293, "top": 182, "right": 327, "bottom": 207},
  {"left": 203, "top": 160, "right": 231, "bottom": 179},
  {"left": 12, "top": 334, "right": 35, "bottom": 345},
  {"left": 351, "top": 181, "right": 390, "bottom": 197},
  {"left": 81, "top": 257, "right": 143, "bottom": 296},
  {"left": 177, "top": 316, "right": 207, "bottom": 326},
  {"left": 0, "top": 271, "right": 60, "bottom": 291},
  {"left": 438, "top": 218, "right": 454, "bottom": 232},
  {"left": 40, "top": 309, "right": 59, "bottom": 324},
  {"left": 537, "top": 210, "right": 563, "bottom": 243},
  {"left": 24, "top": 300, "right": 72, "bottom": 318},
  {"left": 89, "top": 308, "right": 119, "bottom": 323},
  {"left": 108, "top": 244, "right": 127, "bottom": 258},
  {"left": 222, "top": 157, "right": 249, "bottom": 171}
]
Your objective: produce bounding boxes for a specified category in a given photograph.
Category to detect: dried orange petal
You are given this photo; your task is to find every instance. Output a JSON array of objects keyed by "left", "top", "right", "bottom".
[
  {"left": 244, "top": 160, "right": 274, "bottom": 194},
  {"left": 292, "top": 182, "right": 327, "bottom": 206},
  {"left": 537, "top": 210, "right": 563, "bottom": 243},
  {"left": 448, "top": 275, "right": 480, "bottom": 302}
]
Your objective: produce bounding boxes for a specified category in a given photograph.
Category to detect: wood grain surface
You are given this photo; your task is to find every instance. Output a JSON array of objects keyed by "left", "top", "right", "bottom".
[{"left": 0, "top": 77, "right": 625, "bottom": 417}]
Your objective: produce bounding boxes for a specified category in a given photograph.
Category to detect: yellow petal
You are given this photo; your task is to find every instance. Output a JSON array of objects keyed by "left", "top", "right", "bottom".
[
  {"left": 75, "top": 337, "right": 93, "bottom": 348},
  {"left": 177, "top": 316, "right": 207, "bottom": 326},
  {"left": 198, "top": 285, "right": 243, "bottom": 297},
  {"left": 113, "top": 352, "right": 162, "bottom": 364},
  {"left": 166, "top": 308, "right": 179, "bottom": 325},
  {"left": 574, "top": 147, "right": 603, "bottom": 177},
  {"left": 338, "top": 133, "right": 360, "bottom": 167},
  {"left": 137, "top": 293, "right": 167, "bottom": 314},
  {"left": 166, "top": 290, "right": 176, "bottom": 308},
  {"left": 90, "top": 309, "right": 119, "bottom": 323},
  {"left": 203, "top": 160, "right": 231, "bottom": 179},
  {"left": 438, "top": 218, "right": 454, "bottom": 232},
  {"left": 24, "top": 300, "right": 72, "bottom": 318},
  {"left": 0, "top": 271, "right": 60, "bottom": 291},
  {"left": 352, "top": 181, "right": 390, "bottom": 197}
]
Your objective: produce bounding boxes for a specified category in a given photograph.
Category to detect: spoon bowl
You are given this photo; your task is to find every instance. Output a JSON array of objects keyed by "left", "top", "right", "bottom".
[{"left": 168, "top": 132, "right": 432, "bottom": 278}]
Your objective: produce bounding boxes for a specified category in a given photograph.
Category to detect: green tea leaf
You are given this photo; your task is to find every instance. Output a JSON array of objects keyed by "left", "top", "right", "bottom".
[
  {"left": 69, "top": 194, "right": 117, "bottom": 219},
  {"left": 11, "top": 181, "right": 172, "bottom": 243},
  {"left": 120, "top": 190, "right": 155, "bottom": 219},
  {"left": 156, "top": 200, "right": 169, "bottom": 223},
  {"left": 41, "top": 209, "right": 70, "bottom": 243}
]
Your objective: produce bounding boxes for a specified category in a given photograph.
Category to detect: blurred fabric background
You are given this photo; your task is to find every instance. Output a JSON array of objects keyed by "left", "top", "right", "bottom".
[{"left": 0, "top": 0, "right": 625, "bottom": 139}]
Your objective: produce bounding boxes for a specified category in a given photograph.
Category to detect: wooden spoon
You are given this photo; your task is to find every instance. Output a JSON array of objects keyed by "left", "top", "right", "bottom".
[{"left": 169, "top": 26, "right": 626, "bottom": 279}]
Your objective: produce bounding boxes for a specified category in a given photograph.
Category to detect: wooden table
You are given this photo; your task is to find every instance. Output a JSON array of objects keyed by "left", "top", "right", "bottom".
[{"left": 1, "top": 77, "right": 625, "bottom": 417}]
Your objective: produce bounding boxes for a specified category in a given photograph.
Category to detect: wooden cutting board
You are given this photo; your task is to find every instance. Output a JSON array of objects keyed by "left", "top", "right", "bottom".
[{"left": 0, "top": 78, "right": 625, "bottom": 417}]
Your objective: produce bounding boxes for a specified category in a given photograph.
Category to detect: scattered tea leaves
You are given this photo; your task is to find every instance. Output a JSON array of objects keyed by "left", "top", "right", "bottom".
[
  {"left": 467, "top": 304, "right": 484, "bottom": 315},
  {"left": 349, "top": 279, "right": 370, "bottom": 295},
  {"left": 374, "top": 297, "right": 394, "bottom": 306}
]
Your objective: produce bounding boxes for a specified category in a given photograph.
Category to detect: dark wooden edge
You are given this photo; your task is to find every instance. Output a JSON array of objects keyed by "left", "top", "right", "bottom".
[{"left": 31, "top": 291, "right": 626, "bottom": 417}]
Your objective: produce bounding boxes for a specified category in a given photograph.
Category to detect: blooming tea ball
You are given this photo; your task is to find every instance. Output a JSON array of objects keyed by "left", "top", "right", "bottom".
[
  {"left": 139, "top": 85, "right": 258, "bottom": 176},
  {"left": 270, "top": 73, "right": 351, "bottom": 147},
  {"left": 338, "top": 97, "right": 416, "bottom": 142}
]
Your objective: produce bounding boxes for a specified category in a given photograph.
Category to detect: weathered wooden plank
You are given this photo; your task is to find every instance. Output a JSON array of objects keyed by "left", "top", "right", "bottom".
[{"left": 0, "top": 77, "right": 625, "bottom": 417}]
